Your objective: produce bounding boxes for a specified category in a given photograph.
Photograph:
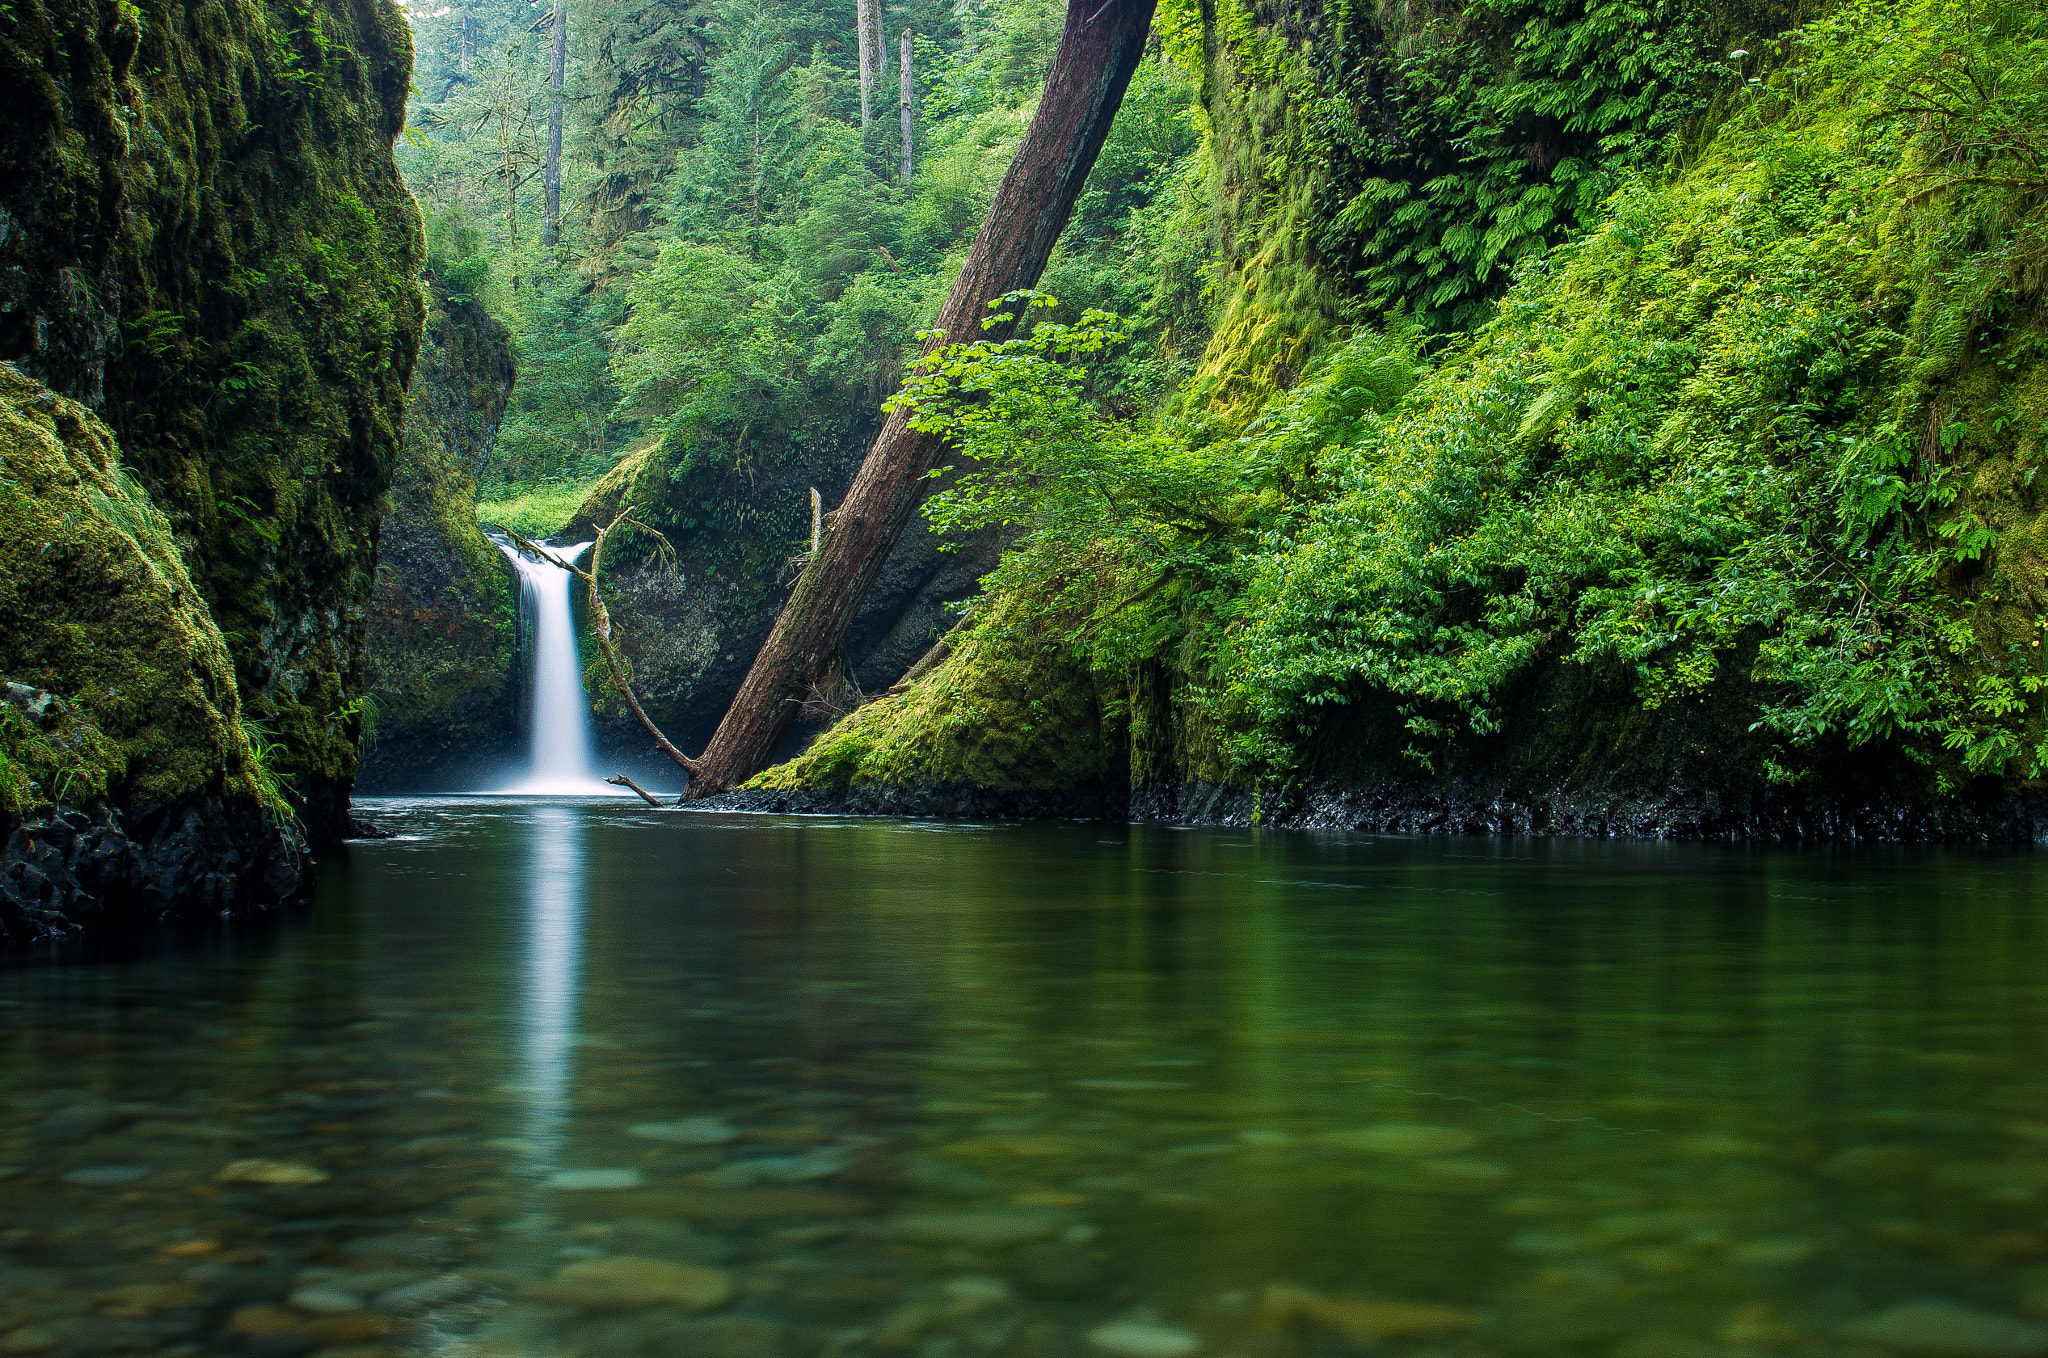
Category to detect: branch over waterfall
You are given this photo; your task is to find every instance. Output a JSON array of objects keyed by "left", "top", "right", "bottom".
[{"left": 508, "top": 509, "right": 702, "bottom": 788}]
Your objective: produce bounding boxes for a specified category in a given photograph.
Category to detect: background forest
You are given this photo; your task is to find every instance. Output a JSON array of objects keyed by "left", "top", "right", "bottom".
[
  {"left": 398, "top": 0, "right": 1206, "bottom": 519},
  {"left": 368, "top": 0, "right": 1211, "bottom": 779}
]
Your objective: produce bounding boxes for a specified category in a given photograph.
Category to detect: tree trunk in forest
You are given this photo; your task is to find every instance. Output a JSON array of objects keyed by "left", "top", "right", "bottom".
[
  {"left": 542, "top": 0, "right": 566, "bottom": 247},
  {"left": 677, "top": 0, "right": 1159, "bottom": 799},
  {"left": 855, "top": 0, "right": 881, "bottom": 127},
  {"left": 899, "top": 29, "right": 914, "bottom": 183}
]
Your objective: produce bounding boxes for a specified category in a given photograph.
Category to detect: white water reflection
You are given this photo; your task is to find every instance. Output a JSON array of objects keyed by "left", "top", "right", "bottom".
[{"left": 511, "top": 805, "right": 585, "bottom": 1166}]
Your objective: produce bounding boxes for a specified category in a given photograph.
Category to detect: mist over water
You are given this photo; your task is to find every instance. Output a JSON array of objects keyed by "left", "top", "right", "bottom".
[{"left": 497, "top": 540, "right": 616, "bottom": 796}]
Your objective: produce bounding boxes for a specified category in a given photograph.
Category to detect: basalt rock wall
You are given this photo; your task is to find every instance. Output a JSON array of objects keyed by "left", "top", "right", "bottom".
[
  {"left": 1, "top": 0, "right": 426, "bottom": 847},
  {"left": 0, "top": 365, "right": 304, "bottom": 948},
  {"left": 358, "top": 283, "right": 520, "bottom": 792}
]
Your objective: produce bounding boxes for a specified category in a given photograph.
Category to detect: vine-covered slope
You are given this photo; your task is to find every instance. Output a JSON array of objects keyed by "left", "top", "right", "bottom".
[{"left": 743, "top": 0, "right": 2048, "bottom": 840}]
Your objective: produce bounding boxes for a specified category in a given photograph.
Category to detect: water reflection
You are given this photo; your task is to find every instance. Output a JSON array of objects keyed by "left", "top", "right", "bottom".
[{"left": 514, "top": 805, "right": 585, "bottom": 1169}]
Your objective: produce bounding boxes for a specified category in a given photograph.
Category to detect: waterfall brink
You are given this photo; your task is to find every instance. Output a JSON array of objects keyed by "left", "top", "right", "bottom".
[{"left": 497, "top": 540, "right": 616, "bottom": 795}]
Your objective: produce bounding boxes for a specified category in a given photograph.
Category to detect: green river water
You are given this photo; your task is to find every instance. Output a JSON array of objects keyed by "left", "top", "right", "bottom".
[{"left": 2, "top": 801, "right": 2046, "bottom": 1358}]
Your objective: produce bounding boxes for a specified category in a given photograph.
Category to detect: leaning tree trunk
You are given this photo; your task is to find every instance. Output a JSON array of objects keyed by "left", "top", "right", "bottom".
[{"left": 680, "top": 0, "right": 1159, "bottom": 799}]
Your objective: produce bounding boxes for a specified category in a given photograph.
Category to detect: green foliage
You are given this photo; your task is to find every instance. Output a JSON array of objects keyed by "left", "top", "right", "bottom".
[
  {"left": 1219, "top": 0, "right": 2048, "bottom": 784},
  {"left": 476, "top": 478, "right": 605, "bottom": 536},
  {"left": 776, "top": 0, "right": 2048, "bottom": 806},
  {"left": 0, "top": 366, "right": 286, "bottom": 814}
]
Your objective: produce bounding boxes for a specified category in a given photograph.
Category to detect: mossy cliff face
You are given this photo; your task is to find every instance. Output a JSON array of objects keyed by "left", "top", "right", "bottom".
[
  {"left": 1187, "top": 0, "right": 1793, "bottom": 423},
  {"left": 358, "top": 283, "right": 519, "bottom": 791},
  {"left": 0, "top": 365, "right": 304, "bottom": 945},
  {"left": 0, "top": 0, "right": 426, "bottom": 843}
]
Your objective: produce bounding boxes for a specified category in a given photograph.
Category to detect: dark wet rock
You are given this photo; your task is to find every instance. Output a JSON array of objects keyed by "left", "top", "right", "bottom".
[
  {"left": 1, "top": 800, "right": 304, "bottom": 951},
  {"left": 343, "top": 816, "right": 396, "bottom": 841},
  {"left": 694, "top": 783, "right": 1128, "bottom": 822},
  {"left": 1016, "top": 1241, "right": 1107, "bottom": 1300}
]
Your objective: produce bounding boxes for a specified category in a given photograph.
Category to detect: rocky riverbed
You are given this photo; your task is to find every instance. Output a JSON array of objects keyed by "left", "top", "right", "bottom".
[{"left": 2, "top": 802, "right": 2045, "bottom": 1357}]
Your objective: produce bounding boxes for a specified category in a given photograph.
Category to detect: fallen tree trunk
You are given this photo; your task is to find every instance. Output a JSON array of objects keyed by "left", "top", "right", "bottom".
[{"left": 678, "top": 0, "right": 1159, "bottom": 799}]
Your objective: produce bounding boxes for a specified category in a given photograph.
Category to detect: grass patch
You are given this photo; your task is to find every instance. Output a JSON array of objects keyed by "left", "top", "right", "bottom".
[{"left": 476, "top": 480, "right": 601, "bottom": 538}]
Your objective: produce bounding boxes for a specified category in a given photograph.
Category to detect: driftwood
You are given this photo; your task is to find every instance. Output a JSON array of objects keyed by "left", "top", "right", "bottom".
[{"left": 606, "top": 774, "right": 662, "bottom": 807}]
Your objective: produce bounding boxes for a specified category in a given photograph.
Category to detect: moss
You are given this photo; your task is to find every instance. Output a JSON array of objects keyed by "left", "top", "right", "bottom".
[
  {"left": 750, "top": 596, "right": 1125, "bottom": 794},
  {"left": 0, "top": 0, "right": 425, "bottom": 841},
  {"left": 0, "top": 363, "right": 281, "bottom": 815}
]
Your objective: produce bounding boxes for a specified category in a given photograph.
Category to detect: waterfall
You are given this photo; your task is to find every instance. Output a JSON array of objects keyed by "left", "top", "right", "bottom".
[{"left": 497, "top": 540, "right": 616, "bottom": 795}]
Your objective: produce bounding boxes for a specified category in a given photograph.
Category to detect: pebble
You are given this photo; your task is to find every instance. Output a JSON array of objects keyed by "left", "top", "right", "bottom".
[
  {"left": 1085, "top": 1320, "right": 1203, "bottom": 1356},
  {"left": 1261, "top": 1284, "right": 1481, "bottom": 1340},
  {"left": 60, "top": 1164, "right": 150, "bottom": 1185},
  {"left": 1318, "top": 1124, "right": 1479, "bottom": 1155},
  {"left": 1838, "top": 1301, "right": 2048, "bottom": 1356},
  {"left": 288, "top": 1286, "right": 364, "bottom": 1314},
  {"left": 526, "top": 1256, "right": 735, "bottom": 1309},
  {"left": 373, "top": 1273, "right": 472, "bottom": 1311},
  {"left": 548, "top": 1168, "right": 645, "bottom": 1190},
  {"left": 217, "top": 1159, "right": 330, "bottom": 1186},
  {"left": 889, "top": 1209, "right": 1067, "bottom": 1246},
  {"left": 628, "top": 1117, "right": 739, "bottom": 1144}
]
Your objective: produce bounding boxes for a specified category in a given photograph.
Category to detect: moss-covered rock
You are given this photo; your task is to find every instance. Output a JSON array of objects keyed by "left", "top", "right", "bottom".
[
  {"left": 0, "top": 0, "right": 425, "bottom": 843},
  {"left": 745, "top": 595, "right": 1128, "bottom": 799},
  {"left": 0, "top": 364, "right": 303, "bottom": 945},
  {"left": 358, "top": 283, "right": 519, "bottom": 790}
]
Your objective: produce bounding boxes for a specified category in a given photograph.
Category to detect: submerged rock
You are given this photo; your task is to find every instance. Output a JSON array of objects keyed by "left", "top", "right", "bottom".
[
  {"left": 1838, "top": 1301, "right": 2048, "bottom": 1356},
  {"left": 888, "top": 1209, "right": 1068, "bottom": 1246},
  {"left": 547, "top": 1168, "right": 646, "bottom": 1190},
  {"left": 60, "top": 1164, "right": 150, "bottom": 1186},
  {"left": 526, "top": 1257, "right": 735, "bottom": 1310},
  {"left": 1260, "top": 1283, "right": 1481, "bottom": 1341},
  {"left": 629, "top": 1117, "right": 740, "bottom": 1144},
  {"left": 217, "top": 1160, "right": 330, "bottom": 1186},
  {"left": 1085, "top": 1320, "right": 1203, "bottom": 1356},
  {"left": 1317, "top": 1124, "right": 1480, "bottom": 1156}
]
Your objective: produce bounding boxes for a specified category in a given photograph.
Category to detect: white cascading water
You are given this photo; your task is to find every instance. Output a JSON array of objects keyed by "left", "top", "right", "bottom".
[{"left": 498, "top": 540, "right": 616, "bottom": 795}]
